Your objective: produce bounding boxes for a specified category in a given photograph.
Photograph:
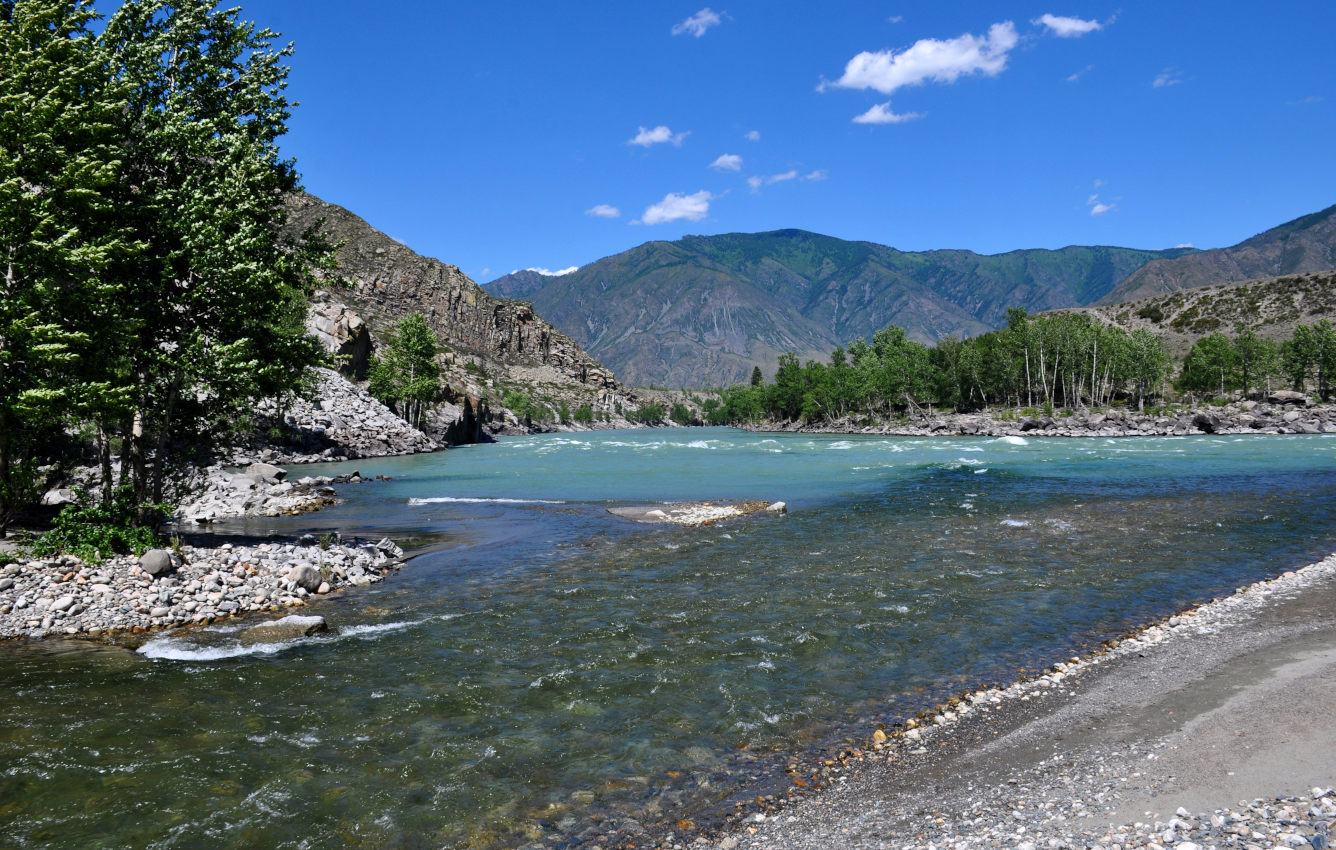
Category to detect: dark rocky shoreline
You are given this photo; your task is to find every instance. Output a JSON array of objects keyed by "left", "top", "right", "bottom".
[{"left": 752, "top": 393, "right": 1336, "bottom": 439}]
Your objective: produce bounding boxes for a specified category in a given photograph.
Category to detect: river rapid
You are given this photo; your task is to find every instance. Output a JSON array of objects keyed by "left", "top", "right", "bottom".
[{"left": 4, "top": 428, "right": 1336, "bottom": 848}]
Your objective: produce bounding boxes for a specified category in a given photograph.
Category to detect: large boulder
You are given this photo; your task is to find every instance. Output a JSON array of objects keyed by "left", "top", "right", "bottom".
[
  {"left": 245, "top": 462, "right": 287, "bottom": 485},
  {"left": 1268, "top": 389, "right": 1310, "bottom": 406},
  {"left": 306, "top": 296, "right": 373, "bottom": 379},
  {"left": 285, "top": 563, "right": 323, "bottom": 592},
  {"left": 40, "top": 488, "right": 78, "bottom": 507},
  {"left": 139, "top": 548, "right": 176, "bottom": 577},
  {"left": 1192, "top": 412, "right": 1222, "bottom": 433},
  {"left": 239, "top": 615, "right": 327, "bottom": 644}
]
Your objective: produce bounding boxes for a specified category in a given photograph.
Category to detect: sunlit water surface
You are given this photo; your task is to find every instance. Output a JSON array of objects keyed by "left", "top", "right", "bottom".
[{"left": 5, "top": 429, "right": 1336, "bottom": 848}]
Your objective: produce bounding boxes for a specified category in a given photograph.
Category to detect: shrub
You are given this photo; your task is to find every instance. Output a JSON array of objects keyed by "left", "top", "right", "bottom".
[{"left": 31, "top": 487, "right": 166, "bottom": 563}]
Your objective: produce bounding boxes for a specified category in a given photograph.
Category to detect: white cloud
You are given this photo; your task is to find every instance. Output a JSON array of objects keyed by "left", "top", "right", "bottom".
[
  {"left": 804, "top": 169, "right": 829, "bottom": 181},
  {"left": 1066, "top": 64, "right": 1093, "bottom": 82},
  {"left": 586, "top": 204, "right": 621, "bottom": 218},
  {"left": 525, "top": 266, "right": 579, "bottom": 277},
  {"left": 672, "top": 8, "right": 722, "bottom": 38},
  {"left": 747, "top": 170, "right": 808, "bottom": 193},
  {"left": 1087, "top": 193, "right": 1115, "bottom": 216},
  {"left": 823, "top": 21, "right": 1019, "bottom": 95},
  {"left": 628, "top": 125, "right": 690, "bottom": 147},
  {"left": 888, "top": 15, "right": 904, "bottom": 24},
  {"left": 852, "top": 101, "right": 923, "bottom": 124},
  {"left": 1153, "top": 67, "right": 1183, "bottom": 88},
  {"left": 1033, "top": 13, "right": 1102, "bottom": 37},
  {"left": 1175, "top": 243, "right": 1194, "bottom": 249},
  {"left": 1288, "top": 95, "right": 1324, "bottom": 106},
  {"left": 710, "top": 153, "right": 743, "bottom": 171},
  {"left": 637, "top": 190, "right": 715, "bottom": 225},
  {"left": 744, "top": 130, "right": 761, "bottom": 141}
]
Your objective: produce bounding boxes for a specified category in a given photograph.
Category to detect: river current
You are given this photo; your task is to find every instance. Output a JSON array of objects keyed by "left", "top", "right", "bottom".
[{"left": 4, "top": 428, "right": 1336, "bottom": 848}]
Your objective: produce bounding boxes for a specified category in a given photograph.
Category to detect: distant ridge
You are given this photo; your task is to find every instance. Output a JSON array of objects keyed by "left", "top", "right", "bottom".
[
  {"left": 1097, "top": 203, "right": 1336, "bottom": 305},
  {"left": 487, "top": 231, "right": 1192, "bottom": 388}
]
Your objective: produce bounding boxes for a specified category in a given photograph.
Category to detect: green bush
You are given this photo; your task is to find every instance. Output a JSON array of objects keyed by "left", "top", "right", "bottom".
[
  {"left": 573, "top": 404, "right": 595, "bottom": 424},
  {"left": 31, "top": 487, "right": 165, "bottom": 563},
  {"left": 629, "top": 403, "right": 666, "bottom": 424}
]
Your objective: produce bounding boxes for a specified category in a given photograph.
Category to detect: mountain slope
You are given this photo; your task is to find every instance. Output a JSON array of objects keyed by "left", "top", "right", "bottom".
[
  {"left": 488, "top": 230, "right": 1192, "bottom": 388},
  {"left": 1070, "top": 269, "right": 1336, "bottom": 358},
  {"left": 284, "top": 192, "right": 641, "bottom": 429},
  {"left": 1098, "top": 204, "right": 1336, "bottom": 305}
]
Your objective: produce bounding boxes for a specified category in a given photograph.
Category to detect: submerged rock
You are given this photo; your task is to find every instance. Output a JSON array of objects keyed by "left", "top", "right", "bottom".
[{"left": 239, "top": 615, "right": 327, "bottom": 644}]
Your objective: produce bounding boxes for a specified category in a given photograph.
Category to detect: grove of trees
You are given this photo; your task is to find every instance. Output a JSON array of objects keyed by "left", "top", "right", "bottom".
[
  {"left": 1, "top": 0, "right": 331, "bottom": 533},
  {"left": 712, "top": 312, "right": 1336, "bottom": 426}
]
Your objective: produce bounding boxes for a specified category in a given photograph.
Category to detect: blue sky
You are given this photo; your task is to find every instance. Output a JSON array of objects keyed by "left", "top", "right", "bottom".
[{"left": 242, "top": 1, "right": 1336, "bottom": 283}]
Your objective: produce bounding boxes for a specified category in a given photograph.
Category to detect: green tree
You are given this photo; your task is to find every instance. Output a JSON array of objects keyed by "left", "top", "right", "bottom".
[
  {"left": 1231, "top": 329, "right": 1278, "bottom": 399},
  {"left": 95, "top": 0, "right": 329, "bottom": 516},
  {"left": 749, "top": 365, "right": 763, "bottom": 387},
  {"left": 368, "top": 313, "right": 440, "bottom": 429},
  {"left": 1178, "top": 333, "right": 1235, "bottom": 398},
  {"left": 0, "top": 0, "right": 129, "bottom": 530},
  {"left": 1125, "top": 328, "right": 1169, "bottom": 411}
]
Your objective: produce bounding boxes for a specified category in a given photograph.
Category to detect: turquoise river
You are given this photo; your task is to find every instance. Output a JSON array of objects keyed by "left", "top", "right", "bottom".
[{"left": 5, "top": 428, "right": 1336, "bottom": 848}]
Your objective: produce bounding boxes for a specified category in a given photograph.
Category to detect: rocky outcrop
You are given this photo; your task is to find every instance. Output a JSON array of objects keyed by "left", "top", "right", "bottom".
[
  {"left": 307, "top": 294, "right": 374, "bottom": 379},
  {"left": 240, "top": 367, "right": 438, "bottom": 464},
  {"left": 285, "top": 192, "right": 621, "bottom": 393},
  {"left": 174, "top": 466, "right": 374, "bottom": 525}
]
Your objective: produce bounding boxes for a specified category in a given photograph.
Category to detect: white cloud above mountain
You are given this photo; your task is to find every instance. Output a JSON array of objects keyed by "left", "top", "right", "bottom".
[
  {"left": 585, "top": 204, "right": 620, "bottom": 218},
  {"left": 823, "top": 21, "right": 1018, "bottom": 95},
  {"left": 637, "top": 190, "right": 715, "bottom": 225}
]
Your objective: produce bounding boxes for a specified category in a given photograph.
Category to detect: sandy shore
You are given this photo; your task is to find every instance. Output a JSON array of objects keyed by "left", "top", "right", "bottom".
[{"left": 696, "top": 555, "right": 1336, "bottom": 850}]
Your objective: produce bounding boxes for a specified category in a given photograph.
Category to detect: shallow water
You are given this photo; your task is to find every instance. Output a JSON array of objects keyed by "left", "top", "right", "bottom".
[{"left": 5, "top": 429, "right": 1336, "bottom": 848}]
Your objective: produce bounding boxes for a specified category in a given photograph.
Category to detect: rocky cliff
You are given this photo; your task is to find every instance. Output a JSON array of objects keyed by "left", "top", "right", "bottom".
[
  {"left": 284, "top": 192, "right": 643, "bottom": 437},
  {"left": 286, "top": 192, "right": 619, "bottom": 391}
]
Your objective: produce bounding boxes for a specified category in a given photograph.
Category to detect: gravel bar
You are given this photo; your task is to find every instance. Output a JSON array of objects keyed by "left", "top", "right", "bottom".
[{"left": 682, "top": 554, "right": 1336, "bottom": 850}]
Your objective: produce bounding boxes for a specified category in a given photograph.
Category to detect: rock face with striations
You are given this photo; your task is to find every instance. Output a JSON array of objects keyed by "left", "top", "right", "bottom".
[
  {"left": 306, "top": 294, "right": 374, "bottom": 379},
  {"left": 284, "top": 192, "right": 620, "bottom": 393}
]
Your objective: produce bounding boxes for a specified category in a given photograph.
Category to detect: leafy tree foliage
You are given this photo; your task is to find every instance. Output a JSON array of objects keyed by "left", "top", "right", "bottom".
[
  {"left": 0, "top": 0, "right": 330, "bottom": 533},
  {"left": 368, "top": 313, "right": 440, "bottom": 429},
  {"left": 713, "top": 310, "right": 1184, "bottom": 424}
]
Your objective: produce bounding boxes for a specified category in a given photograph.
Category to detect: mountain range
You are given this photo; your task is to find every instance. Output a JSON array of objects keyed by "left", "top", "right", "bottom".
[{"left": 487, "top": 204, "right": 1336, "bottom": 388}]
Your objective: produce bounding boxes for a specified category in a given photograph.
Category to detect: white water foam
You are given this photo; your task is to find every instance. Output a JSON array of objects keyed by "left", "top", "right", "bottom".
[
  {"left": 408, "top": 496, "right": 565, "bottom": 506},
  {"left": 138, "top": 616, "right": 443, "bottom": 661},
  {"left": 995, "top": 435, "right": 1029, "bottom": 445},
  {"left": 1000, "top": 519, "right": 1031, "bottom": 528}
]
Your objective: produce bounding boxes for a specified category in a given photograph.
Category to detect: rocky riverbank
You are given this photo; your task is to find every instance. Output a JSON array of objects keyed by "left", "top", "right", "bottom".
[
  {"left": 758, "top": 392, "right": 1336, "bottom": 438},
  {"left": 690, "top": 553, "right": 1336, "bottom": 850},
  {"left": 171, "top": 461, "right": 380, "bottom": 525},
  {"left": 0, "top": 535, "right": 404, "bottom": 640},
  {"left": 233, "top": 366, "right": 440, "bottom": 464}
]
